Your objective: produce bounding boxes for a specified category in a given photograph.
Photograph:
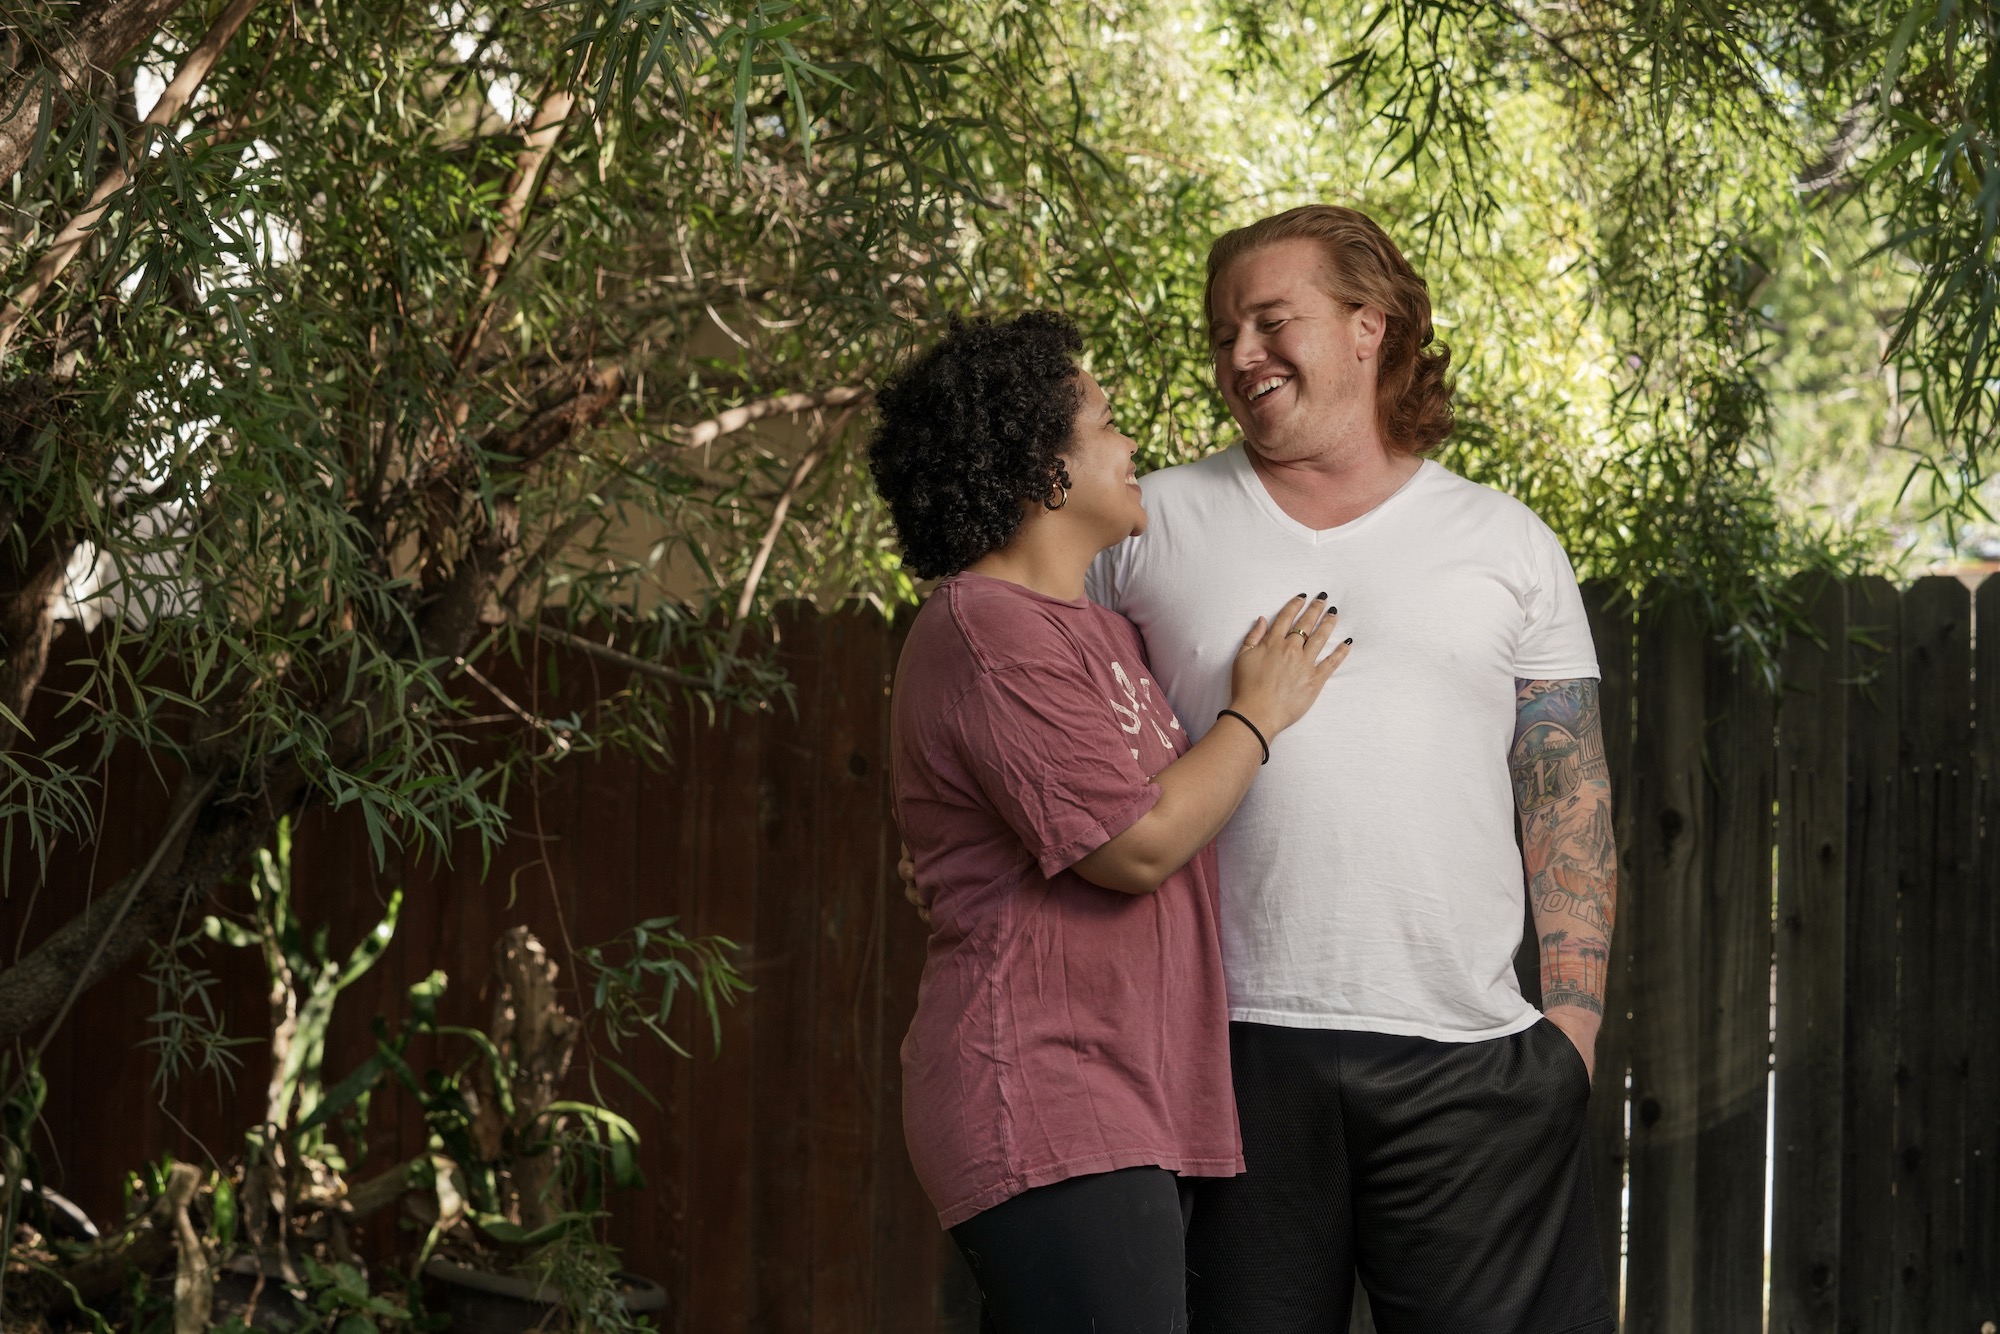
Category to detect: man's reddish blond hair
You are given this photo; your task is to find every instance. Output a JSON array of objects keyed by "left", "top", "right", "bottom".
[{"left": 1205, "top": 205, "right": 1454, "bottom": 454}]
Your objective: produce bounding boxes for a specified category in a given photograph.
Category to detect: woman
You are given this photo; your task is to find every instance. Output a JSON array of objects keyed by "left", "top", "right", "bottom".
[{"left": 868, "top": 312, "right": 1351, "bottom": 1332}]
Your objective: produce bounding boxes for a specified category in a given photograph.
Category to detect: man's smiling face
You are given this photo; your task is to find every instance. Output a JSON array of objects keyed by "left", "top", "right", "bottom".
[{"left": 1207, "top": 237, "right": 1383, "bottom": 465}]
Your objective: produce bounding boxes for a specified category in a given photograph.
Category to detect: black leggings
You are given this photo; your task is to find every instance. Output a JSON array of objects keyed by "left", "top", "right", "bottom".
[{"left": 950, "top": 1166, "right": 1195, "bottom": 1334}]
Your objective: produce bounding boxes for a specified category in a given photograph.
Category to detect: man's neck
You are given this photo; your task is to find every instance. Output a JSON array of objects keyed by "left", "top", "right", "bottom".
[{"left": 1246, "top": 436, "right": 1423, "bottom": 531}]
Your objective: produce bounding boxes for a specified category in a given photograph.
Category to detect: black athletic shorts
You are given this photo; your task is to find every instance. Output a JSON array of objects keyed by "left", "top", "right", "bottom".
[{"left": 1186, "top": 1018, "right": 1615, "bottom": 1334}]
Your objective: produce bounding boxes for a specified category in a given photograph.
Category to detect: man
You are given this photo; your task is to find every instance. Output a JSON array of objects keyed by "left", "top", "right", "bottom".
[{"left": 1090, "top": 205, "right": 1616, "bottom": 1332}]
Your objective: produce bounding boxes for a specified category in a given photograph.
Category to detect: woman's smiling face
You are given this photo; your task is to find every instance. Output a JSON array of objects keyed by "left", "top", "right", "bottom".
[{"left": 1060, "top": 371, "right": 1148, "bottom": 545}]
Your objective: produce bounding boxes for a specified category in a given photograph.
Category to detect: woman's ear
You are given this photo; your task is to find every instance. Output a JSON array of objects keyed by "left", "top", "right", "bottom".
[{"left": 1041, "top": 458, "right": 1073, "bottom": 512}]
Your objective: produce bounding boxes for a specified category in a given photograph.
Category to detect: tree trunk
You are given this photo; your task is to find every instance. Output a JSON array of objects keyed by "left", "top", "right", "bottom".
[
  {"left": 0, "top": 527, "right": 75, "bottom": 750},
  {"left": 0, "top": 770, "right": 280, "bottom": 1047},
  {"left": 0, "top": 368, "right": 624, "bottom": 1050},
  {"left": 0, "top": 0, "right": 191, "bottom": 191},
  {"left": 479, "top": 928, "right": 578, "bottom": 1231}
]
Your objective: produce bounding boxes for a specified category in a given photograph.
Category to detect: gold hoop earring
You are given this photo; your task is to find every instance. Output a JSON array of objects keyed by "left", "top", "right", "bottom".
[{"left": 1043, "top": 483, "right": 1070, "bottom": 511}]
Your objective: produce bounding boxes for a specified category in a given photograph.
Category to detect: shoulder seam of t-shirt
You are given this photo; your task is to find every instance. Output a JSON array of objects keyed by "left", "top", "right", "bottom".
[
  {"left": 944, "top": 579, "right": 1095, "bottom": 674},
  {"left": 942, "top": 579, "right": 1001, "bottom": 675},
  {"left": 925, "top": 657, "right": 1106, "bottom": 772}
]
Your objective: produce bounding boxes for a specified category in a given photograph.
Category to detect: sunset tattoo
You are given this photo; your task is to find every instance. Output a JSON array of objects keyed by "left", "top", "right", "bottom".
[{"left": 1512, "top": 678, "right": 1616, "bottom": 1017}]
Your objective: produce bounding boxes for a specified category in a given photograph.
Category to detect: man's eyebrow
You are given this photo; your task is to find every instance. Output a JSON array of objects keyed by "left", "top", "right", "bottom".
[{"left": 1208, "top": 298, "right": 1296, "bottom": 333}]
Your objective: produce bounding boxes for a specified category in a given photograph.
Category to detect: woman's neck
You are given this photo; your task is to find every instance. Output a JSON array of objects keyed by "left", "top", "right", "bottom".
[{"left": 964, "top": 529, "right": 1092, "bottom": 602}]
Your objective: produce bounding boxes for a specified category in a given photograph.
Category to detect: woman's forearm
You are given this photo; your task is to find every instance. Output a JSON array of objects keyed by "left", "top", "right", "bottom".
[
  {"left": 1072, "top": 597, "right": 1348, "bottom": 895},
  {"left": 1071, "top": 705, "right": 1269, "bottom": 894}
]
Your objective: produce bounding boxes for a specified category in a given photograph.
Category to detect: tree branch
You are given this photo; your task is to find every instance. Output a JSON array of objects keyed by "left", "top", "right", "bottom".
[
  {"left": 732, "top": 398, "right": 865, "bottom": 622},
  {"left": 0, "top": 767, "right": 252, "bottom": 1050},
  {"left": 339, "top": 1155, "right": 424, "bottom": 1221},
  {"left": 478, "top": 364, "right": 626, "bottom": 466},
  {"left": 734, "top": 445, "right": 822, "bottom": 622},
  {"left": 0, "top": 0, "right": 190, "bottom": 191},
  {"left": 534, "top": 624, "right": 711, "bottom": 690},
  {"left": 450, "top": 86, "right": 575, "bottom": 368},
  {"left": 673, "top": 386, "right": 872, "bottom": 451},
  {"left": 491, "top": 382, "right": 867, "bottom": 619},
  {"left": 0, "top": 0, "right": 265, "bottom": 358},
  {"left": 22, "top": 769, "right": 220, "bottom": 1078}
]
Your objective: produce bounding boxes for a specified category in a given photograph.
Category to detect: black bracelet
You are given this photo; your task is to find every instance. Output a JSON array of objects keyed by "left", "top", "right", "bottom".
[{"left": 1215, "top": 708, "right": 1270, "bottom": 765}]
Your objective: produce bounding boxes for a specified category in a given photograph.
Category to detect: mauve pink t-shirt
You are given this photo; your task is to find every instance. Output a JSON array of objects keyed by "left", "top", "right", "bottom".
[{"left": 892, "top": 572, "right": 1242, "bottom": 1229}]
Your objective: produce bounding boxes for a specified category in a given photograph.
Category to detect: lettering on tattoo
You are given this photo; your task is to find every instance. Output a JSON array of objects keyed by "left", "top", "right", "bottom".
[{"left": 1534, "top": 876, "right": 1614, "bottom": 935}]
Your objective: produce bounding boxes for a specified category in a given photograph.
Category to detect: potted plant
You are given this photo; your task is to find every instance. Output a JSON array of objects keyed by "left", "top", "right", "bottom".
[
  {"left": 399, "top": 912, "right": 748, "bottom": 1330},
  {"left": 0, "top": 822, "right": 743, "bottom": 1330}
]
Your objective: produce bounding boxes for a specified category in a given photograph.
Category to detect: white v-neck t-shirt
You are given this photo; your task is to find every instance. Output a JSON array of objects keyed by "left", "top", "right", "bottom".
[{"left": 1086, "top": 446, "right": 1599, "bottom": 1041}]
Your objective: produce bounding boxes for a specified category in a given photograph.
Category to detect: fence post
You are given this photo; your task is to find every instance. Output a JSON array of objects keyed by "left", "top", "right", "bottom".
[
  {"left": 1970, "top": 578, "right": 2000, "bottom": 1334},
  {"left": 685, "top": 635, "right": 767, "bottom": 1332},
  {"left": 1695, "top": 612, "right": 1777, "bottom": 1333},
  {"left": 1626, "top": 590, "right": 1706, "bottom": 1334},
  {"left": 1771, "top": 574, "right": 1849, "bottom": 1333},
  {"left": 751, "top": 602, "right": 826, "bottom": 1331},
  {"left": 1891, "top": 577, "right": 1973, "bottom": 1334},
  {"left": 808, "top": 606, "right": 894, "bottom": 1330},
  {"left": 1840, "top": 576, "right": 1900, "bottom": 1334}
]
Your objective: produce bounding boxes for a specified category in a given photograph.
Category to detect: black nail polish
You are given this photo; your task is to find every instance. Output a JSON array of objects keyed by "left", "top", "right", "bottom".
[
  {"left": 1297, "top": 592, "right": 1307, "bottom": 599},
  {"left": 1329, "top": 605, "right": 1338, "bottom": 614},
  {"left": 1314, "top": 591, "right": 1327, "bottom": 601},
  {"left": 1343, "top": 637, "right": 1353, "bottom": 645}
]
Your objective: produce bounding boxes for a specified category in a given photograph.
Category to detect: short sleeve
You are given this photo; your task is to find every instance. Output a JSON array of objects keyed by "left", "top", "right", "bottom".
[
  {"left": 1514, "top": 519, "right": 1601, "bottom": 680},
  {"left": 950, "top": 660, "right": 1161, "bottom": 878}
]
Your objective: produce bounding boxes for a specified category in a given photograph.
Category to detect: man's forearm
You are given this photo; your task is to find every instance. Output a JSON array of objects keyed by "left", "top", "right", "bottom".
[{"left": 1512, "top": 679, "right": 1617, "bottom": 1021}]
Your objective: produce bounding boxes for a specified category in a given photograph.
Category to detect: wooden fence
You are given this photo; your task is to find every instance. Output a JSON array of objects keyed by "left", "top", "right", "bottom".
[
  {"left": 4, "top": 577, "right": 1996, "bottom": 1332},
  {"left": 1574, "top": 573, "right": 1997, "bottom": 1334}
]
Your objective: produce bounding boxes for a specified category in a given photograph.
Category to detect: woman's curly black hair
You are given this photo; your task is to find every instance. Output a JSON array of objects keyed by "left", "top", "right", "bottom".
[{"left": 866, "top": 311, "right": 1083, "bottom": 580}]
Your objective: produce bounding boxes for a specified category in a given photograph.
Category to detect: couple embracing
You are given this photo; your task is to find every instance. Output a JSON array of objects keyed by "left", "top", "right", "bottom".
[{"left": 867, "top": 206, "right": 1618, "bottom": 1334}]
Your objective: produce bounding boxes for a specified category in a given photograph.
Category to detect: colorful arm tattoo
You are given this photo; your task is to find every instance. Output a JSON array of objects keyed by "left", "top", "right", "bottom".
[{"left": 1513, "top": 678, "right": 1617, "bottom": 1016}]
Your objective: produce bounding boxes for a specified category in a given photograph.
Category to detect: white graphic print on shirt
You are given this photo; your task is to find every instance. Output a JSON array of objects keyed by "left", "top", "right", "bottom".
[{"left": 1109, "top": 660, "right": 1182, "bottom": 760}]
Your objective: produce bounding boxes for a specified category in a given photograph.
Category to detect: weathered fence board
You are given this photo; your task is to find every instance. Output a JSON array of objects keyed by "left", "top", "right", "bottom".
[
  {"left": 687, "top": 706, "right": 763, "bottom": 1331},
  {"left": 752, "top": 606, "right": 824, "bottom": 1332},
  {"left": 1696, "top": 645, "right": 1775, "bottom": 1334},
  {"left": 1771, "top": 574, "right": 1848, "bottom": 1334},
  {"left": 1893, "top": 577, "right": 1973, "bottom": 1333},
  {"left": 9, "top": 577, "right": 2000, "bottom": 1332},
  {"left": 1971, "top": 578, "right": 2000, "bottom": 1334},
  {"left": 646, "top": 732, "right": 701, "bottom": 1312},
  {"left": 811, "top": 610, "right": 890, "bottom": 1334},
  {"left": 1583, "top": 579, "right": 1638, "bottom": 1299},
  {"left": 1627, "top": 593, "right": 1708, "bottom": 1334},
  {"left": 1841, "top": 575, "right": 1902, "bottom": 1334}
]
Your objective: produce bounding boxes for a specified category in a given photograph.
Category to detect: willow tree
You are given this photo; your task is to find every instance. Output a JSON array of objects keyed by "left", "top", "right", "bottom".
[
  {"left": 0, "top": 0, "right": 1112, "bottom": 1048},
  {"left": 0, "top": 0, "right": 1985, "bottom": 1052}
]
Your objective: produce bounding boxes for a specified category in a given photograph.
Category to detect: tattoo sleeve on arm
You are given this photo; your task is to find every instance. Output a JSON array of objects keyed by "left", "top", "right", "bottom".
[{"left": 1513, "top": 678, "right": 1617, "bottom": 1017}]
